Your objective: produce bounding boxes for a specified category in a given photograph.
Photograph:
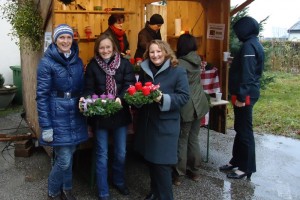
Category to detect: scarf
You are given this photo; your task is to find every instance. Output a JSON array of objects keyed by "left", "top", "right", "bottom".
[
  {"left": 95, "top": 52, "right": 121, "bottom": 96},
  {"left": 110, "top": 25, "right": 125, "bottom": 52}
]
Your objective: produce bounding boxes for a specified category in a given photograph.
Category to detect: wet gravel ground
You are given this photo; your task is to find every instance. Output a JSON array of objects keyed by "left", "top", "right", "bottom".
[{"left": 1, "top": 112, "right": 300, "bottom": 200}]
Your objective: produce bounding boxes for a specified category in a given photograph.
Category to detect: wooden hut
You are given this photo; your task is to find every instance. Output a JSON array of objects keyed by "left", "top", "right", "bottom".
[{"left": 21, "top": 0, "right": 254, "bottom": 138}]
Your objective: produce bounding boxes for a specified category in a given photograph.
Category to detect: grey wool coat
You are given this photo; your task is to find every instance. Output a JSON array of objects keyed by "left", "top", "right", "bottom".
[
  {"left": 134, "top": 59, "right": 190, "bottom": 164},
  {"left": 178, "top": 51, "right": 209, "bottom": 122}
]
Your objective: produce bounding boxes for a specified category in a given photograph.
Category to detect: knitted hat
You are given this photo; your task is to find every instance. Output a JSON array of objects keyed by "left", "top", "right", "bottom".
[
  {"left": 53, "top": 24, "right": 74, "bottom": 42},
  {"left": 108, "top": 14, "right": 125, "bottom": 25},
  {"left": 149, "top": 14, "right": 164, "bottom": 25}
]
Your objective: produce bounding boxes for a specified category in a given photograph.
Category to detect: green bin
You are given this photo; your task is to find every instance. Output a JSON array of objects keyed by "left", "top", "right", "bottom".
[{"left": 10, "top": 65, "right": 23, "bottom": 105}]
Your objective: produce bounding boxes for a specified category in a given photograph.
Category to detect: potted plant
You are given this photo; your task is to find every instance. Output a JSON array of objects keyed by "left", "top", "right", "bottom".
[{"left": 0, "top": 74, "right": 18, "bottom": 110}]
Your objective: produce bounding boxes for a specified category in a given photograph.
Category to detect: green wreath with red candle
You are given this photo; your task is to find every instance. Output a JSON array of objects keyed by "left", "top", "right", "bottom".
[{"left": 124, "top": 82, "right": 161, "bottom": 106}]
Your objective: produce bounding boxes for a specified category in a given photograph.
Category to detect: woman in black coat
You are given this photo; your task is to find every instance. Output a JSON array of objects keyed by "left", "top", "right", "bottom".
[
  {"left": 134, "top": 40, "right": 189, "bottom": 200},
  {"left": 103, "top": 14, "right": 130, "bottom": 57},
  {"left": 219, "top": 16, "right": 264, "bottom": 180},
  {"left": 82, "top": 33, "right": 135, "bottom": 200}
]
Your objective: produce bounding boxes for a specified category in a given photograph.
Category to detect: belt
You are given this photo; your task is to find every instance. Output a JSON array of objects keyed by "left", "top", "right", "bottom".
[{"left": 55, "top": 91, "right": 80, "bottom": 98}]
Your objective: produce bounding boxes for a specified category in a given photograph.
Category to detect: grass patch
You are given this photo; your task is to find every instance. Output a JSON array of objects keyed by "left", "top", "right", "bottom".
[
  {"left": 227, "top": 71, "right": 300, "bottom": 138},
  {"left": 0, "top": 104, "right": 24, "bottom": 117}
]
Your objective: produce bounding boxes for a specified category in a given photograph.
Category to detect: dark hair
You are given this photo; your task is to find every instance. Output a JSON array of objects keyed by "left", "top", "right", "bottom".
[
  {"left": 108, "top": 14, "right": 125, "bottom": 26},
  {"left": 176, "top": 34, "right": 198, "bottom": 58},
  {"left": 94, "top": 33, "right": 119, "bottom": 58}
]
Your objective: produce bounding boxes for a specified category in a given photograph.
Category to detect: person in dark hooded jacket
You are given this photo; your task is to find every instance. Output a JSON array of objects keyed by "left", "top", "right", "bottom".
[
  {"left": 219, "top": 16, "right": 264, "bottom": 180},
  {"left": 134, "top": 14, "right": 164, "bottom": 59},
  {"left": 36, "top": 24, "right": 88, "bottom": 200}
]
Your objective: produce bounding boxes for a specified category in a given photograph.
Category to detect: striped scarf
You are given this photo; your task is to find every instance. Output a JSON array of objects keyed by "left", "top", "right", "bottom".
[{"left": 95, "top": 53, "right": 121, "bottom": 96}]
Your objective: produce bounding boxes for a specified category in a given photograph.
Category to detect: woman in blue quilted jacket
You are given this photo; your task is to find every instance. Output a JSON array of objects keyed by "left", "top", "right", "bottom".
[{"left": 36, "top": 24, "right": 88, "bottom": 200}]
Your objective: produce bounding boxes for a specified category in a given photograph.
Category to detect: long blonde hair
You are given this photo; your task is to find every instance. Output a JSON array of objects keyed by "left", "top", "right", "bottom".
[{"left": 143, "top": 40, "right": 178, "bottom": 67}]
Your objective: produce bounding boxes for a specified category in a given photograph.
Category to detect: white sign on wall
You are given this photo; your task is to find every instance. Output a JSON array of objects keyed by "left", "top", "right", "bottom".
[
  {"left": 44, "top": 32, "right": 52, "bottom": 52},
  {"left": 207, "top": 23, "right": 225, "bottom": 40}
]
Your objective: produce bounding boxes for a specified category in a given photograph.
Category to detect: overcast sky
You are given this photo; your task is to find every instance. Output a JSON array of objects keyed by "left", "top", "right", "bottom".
[{"left": 231, "top": 0, "right": 300, "bottom": 37}]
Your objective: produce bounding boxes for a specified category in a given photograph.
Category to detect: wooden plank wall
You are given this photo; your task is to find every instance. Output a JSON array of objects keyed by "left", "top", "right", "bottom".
[
  {"left": 166, "top": 1, "right": 206, "bottom": 55},
  {"left": 206, "top": 0, "right": 230, "bottom": 134},
  {"left": 53, "top": 0, "right": 142, "bottom": 65},
  {"left": 22, "top": 0, "right": 53, "bottom": 138}
]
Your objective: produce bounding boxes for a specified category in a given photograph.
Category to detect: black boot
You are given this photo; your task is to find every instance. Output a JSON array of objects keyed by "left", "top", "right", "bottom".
[
  {"left": 47, "top": 195, "right": 61, "bottom": 200},
  {"left": 61, "top": 190, "right": 76, "bottom": 200}
]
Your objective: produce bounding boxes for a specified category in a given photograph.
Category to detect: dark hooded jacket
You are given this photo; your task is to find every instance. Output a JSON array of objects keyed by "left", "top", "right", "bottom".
[
  {"left": 36, "top": 42, "right": 88, "bottom": 146},
  {"left": 134, "top": 22, "right": 162, "bottom": 59},
  {"left": 229, "top": 16, "right": 265, "bottom": 103}
]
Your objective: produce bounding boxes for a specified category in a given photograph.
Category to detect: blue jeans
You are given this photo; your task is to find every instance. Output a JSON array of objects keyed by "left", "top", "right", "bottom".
[
  {"left": 48, "top": 145, "right": 76, "bottom": 197},
  {"left": 95, "top": 126, "right": 127, "bottom": 198}
]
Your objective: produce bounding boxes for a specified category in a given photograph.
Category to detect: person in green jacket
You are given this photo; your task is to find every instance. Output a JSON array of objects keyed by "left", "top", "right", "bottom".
[{"left": 173, "top": 33, "right": 209, "bottom": 185}]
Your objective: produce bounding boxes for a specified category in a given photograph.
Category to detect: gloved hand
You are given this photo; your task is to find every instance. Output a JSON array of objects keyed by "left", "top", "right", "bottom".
[
  {"left": 154, "top": 91, "right": 163, "bottom": 103},
  {"left": 115, "top": 97, "right": 122, "bottom": 105},
  {"left": 42, "top": 128, "right": 53, "bottom": 142}
]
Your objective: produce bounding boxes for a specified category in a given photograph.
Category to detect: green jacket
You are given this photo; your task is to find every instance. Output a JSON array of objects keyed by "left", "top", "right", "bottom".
[{"left": 178, "top": 51, "right": 209, "bottom": 122}]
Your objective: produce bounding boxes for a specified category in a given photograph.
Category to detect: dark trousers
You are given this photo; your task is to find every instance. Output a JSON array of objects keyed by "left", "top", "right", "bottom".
[
  {"left": 230, "top": 98, "right": 258, "bottom": 173},
  {"left": 148, "top": 162, "right": 173, "bottom": 200}
]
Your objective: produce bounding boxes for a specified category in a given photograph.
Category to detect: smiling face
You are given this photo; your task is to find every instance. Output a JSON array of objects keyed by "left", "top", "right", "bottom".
[
  {"left": 56, "top": 34, "right": 73, "bottom": 53},
  {"left": 98, "top": 38, "right": 114, "bottom": 59},
  {"left": 149, "top": 43, "right": 165, "bottom": 66}
]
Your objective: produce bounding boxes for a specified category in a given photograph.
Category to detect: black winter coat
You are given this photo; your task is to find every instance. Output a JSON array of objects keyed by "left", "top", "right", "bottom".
[
  {"left": 229, "top": 16, "right": 265, "bottom": 103},
  {"left": 83, "top": 56, "right": 135, "bottom": 129}
]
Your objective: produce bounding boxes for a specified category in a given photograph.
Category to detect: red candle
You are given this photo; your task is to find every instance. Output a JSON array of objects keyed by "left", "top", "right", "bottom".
[
  {"left": 135, "top": 82, "right": 143, "bottom": 91},
  {"left": 145, "top": 82, "right": 152, "bottom": 86},
  {"left": 142, "top": 86, "right": 150, "bottom": 96},
  {"left": 128, "top": 86, "right": 136, "bottom": 95},
  {"left": 129, "top": 58, "right": 135, "bottom": 65}
]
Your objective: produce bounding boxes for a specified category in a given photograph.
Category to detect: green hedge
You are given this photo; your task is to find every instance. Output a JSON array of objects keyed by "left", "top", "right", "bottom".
[{"left": 262, "top": 40, "right": 300, "bottom": 74}]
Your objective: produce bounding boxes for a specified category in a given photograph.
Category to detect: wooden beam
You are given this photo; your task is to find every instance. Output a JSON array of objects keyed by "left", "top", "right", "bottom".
[
  {"left": 142, "top": 0, "right": 201, "bottom": 4},
  {"left": 0, "top": 133, "right": 33, "bottom": 142},
  {"left": 230, "top": 0, "right": 254, "bottom": 16}
]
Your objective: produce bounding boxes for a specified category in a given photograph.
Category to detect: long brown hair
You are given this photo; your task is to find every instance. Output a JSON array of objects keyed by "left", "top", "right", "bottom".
[
  {"left": 94, "top": 33, "right": 119, "bottom": 58},
  {"left": 143, "top": 40, "right": 178, "bottom": 67}
]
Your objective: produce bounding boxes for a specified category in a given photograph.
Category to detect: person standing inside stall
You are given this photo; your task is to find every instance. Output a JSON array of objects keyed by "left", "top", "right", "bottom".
[
  {"left": 82, "top": 33, "right": 135, "bottom": 200},
  {"left": 103, "top": 14, "right": 130, "bottom": 57},
  {"left": 36, "top": 24, "right": 88, "bottom": 200},
  {"left": 134, "top": 40, "right": 189, "bottom": 200},
  {"left": 173, "top": 33, "right": 209, "bottom": 186},
  {"left": 219, "top": 16, "right": 264, "bottom": 180},
  {"left": 134, "top": 14, "right": 164, "bottom": 59}
]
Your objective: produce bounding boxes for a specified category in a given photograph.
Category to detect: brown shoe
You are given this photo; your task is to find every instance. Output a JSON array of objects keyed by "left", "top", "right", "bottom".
[
  {"left": 190, "top": 174, "right": 200, "bottom": 182},
  {"left": 172, "top": 175, "right": 182, "bottom": 186}
]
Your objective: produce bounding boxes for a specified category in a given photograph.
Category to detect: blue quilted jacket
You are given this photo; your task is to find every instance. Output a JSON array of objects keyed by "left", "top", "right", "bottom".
[{"left": 36, "top": 42, "right": 88, "bottom": 146}]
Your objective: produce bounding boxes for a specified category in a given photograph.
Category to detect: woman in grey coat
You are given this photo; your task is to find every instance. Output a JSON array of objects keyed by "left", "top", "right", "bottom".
[
  {"left": 173, "top": 34, "right": 209, "bottom": 185},
  {"left": 134, "top": 40, "right": 189, "bottom": 200}
]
